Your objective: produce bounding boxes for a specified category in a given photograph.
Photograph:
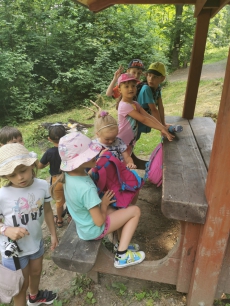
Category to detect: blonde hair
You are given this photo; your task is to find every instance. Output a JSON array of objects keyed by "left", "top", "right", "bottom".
[{"left": 94, "top": 110, "right": 118, "bottom": 135}]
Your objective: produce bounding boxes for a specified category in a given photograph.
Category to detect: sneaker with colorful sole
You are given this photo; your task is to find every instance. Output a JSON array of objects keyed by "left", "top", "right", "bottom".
[{"left": 114, "top": 250, "right": 145, "bottom": 268}]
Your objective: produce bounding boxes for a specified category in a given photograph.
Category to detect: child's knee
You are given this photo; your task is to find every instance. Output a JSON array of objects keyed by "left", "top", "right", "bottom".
[{"left": 132, "top": 205, "right": 141, "bottom": 217}]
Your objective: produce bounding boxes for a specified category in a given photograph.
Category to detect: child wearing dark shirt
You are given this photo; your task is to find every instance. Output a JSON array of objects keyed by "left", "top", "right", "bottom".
[{"left": 38, "top": 124, "right": 68, "bottom": 228}]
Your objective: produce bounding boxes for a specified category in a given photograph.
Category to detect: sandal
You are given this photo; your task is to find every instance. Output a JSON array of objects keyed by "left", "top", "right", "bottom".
[
  {"left": 67, "top": 214, "right": 72, "bottom": 224},
  {"left": 54, "top": 215, "right": 64, "bottom": 228}
]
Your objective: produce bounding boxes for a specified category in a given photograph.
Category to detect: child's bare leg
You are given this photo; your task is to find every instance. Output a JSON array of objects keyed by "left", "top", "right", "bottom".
[
  {"left": 107, "top": 205, "right": 141, "bottom": 251},
  {"left": 13, "top": 264, "right": 30, "bottom": 306},
  {"left": 28, "top": 255, "right": 43, "bottom": 295},
  {"left": 56, "top": 205, "right": 64, "bottom": 223}
]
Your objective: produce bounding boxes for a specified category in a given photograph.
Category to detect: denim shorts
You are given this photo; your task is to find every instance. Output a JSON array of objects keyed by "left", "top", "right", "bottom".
[{"left": 2, "top": 240, "right": 44, "bottom": 270}]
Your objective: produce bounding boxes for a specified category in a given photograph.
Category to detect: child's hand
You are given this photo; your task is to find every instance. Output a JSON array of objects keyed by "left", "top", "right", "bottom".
[
  {"left": 99, "top": 148, "right": 108, "bottom": 156},
  {"left": 101, "top": 190, "right": 116, "bottom": 207},
  {"left": 161, "top": 127, "right": 174, "bottom": 141},
  {"left": 5, "top": 227, "right": 29, "bottom": 241},
  {"left": 50, "top": 235, "right": 59, "bottom": 251},
  {"left": 126, "top": 163, "right": 137, "bottom": 169},
  {"left": 113, "top": 66, "right": 124, "bottom": 81}
]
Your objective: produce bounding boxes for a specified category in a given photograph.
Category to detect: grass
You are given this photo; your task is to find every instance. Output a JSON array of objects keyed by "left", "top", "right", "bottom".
[{"left": 204, "top": 46, "right": 228, "bottom": 64}]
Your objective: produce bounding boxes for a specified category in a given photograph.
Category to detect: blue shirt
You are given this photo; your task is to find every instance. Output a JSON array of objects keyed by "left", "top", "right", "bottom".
[{"left": 64, "top": 173, "right": 104, "bottom": 240}]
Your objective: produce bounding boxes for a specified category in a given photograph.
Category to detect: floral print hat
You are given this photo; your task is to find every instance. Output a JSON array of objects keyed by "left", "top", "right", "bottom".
[{"left": 58, "top": 132, "right": 102, "bottom": 171}]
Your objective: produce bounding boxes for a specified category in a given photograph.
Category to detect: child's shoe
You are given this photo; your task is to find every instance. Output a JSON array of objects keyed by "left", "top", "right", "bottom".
[
  {"left": 168, "top": 125, "right": 183, "bottom": 133},
  {"left": 27, "top": 290, "right": 57, "bottom": 305},
  {"left": 113, "top": 242, "right": 140, "bottom": 253},
  {"left": 114, "top": 250, "right": 145, "bottom": 268}
]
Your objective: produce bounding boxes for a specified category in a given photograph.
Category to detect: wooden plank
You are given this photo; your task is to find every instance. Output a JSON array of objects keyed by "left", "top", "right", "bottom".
[
  {"left": 186, "top": 46, "right": 230, "bottom": 306},
  {"left": 176, "top": 222, "right": 201, "bottom": 293},
  {"left": 92, "top": 244, "right": 181, "bottom": 285},
  {"left": 189, "top": 117, "right": 216, "bottom": 169},
  {"left": 211, "top": 0, "right": 230, "bottom": 17},
  {"left": 162, "top": 116, "right": 208, "bottom": 224},
  {"left": 88, "top": 0, "right": 196, "bottom": 12},
  {"left": 194, "top": 0, "right": 207, "bottom": 17},
  {"left": 52, "top": 221, "right": 102, "bottom": 273},
  {"left": 182, "top": 10, "right": 211, "bottom": 119}
]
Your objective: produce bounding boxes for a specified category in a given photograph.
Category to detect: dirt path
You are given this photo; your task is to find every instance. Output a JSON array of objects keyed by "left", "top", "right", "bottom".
[{"left": 168, "top": 59, "right": 227, "bottom": 82}]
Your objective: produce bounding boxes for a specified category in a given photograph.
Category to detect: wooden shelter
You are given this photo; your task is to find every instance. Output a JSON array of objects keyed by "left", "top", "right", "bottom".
[{"left": 66, "top": 1, "right": 230, "bottom": 305}]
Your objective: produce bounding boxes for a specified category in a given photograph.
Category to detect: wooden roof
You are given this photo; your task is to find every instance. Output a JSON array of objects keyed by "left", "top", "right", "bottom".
[{"left": 74, "top": 0, "right": 230, "bottom": 17}]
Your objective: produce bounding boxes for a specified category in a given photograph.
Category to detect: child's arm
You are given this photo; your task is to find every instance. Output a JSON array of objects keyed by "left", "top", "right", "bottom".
[
  {"left": 38, "top": 161, "right": 49, "bottom": 169},
  {"left": 106, "top": 66, "right": 123, "bottom": 97},
  {"left": 157, "top": 97, "right": 166, "bottom": 126},
  {"left": 148, "top": 103, "right": 162, "bottom": 124},
  {"left": 122, "top": 151, "right": 137, "bottom": 169},
  {"left": 89, "top": 190, "right": 115, "bottom": 226},
  {"left": 44, "top": 202, "right": 58, "bottom": 250},
  {"left": 129, "top": 108, "right": 174, "bottom": 141}
]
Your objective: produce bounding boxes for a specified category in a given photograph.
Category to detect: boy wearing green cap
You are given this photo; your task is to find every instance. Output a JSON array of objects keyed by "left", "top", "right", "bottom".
[{"left": 136, "top": 62, "right": 168, "bottom": 139}]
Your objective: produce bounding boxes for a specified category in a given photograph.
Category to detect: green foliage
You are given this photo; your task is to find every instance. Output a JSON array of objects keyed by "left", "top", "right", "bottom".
[
  {"left": 111, "top": 282, "right": 127, "bottom": 296},
  {"left": 204, "top": 47, "right": 229, "bottom": 64}
]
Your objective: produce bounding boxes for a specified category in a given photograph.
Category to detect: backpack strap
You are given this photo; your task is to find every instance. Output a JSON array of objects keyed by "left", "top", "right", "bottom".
[{"left": 107, "top": 155, "right": 140, "bottom": 192}]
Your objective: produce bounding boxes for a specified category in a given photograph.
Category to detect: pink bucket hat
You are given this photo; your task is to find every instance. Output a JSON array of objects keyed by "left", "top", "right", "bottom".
[
  {"left": 117, "top": 73, "right": 139, "bottom": 86},
  {"left": 58, "top": 132, "right": 102, "bottom": 171}
]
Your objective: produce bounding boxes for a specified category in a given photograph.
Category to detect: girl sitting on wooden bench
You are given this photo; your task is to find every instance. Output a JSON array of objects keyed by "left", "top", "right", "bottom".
[{"left": 51, "top": 132, "right": 145, "bottom": 268}]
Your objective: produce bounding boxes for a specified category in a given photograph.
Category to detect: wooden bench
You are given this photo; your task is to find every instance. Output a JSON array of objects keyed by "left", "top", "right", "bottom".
[{"left": 52, "top": 116, "right": 218, "bottom": 292}]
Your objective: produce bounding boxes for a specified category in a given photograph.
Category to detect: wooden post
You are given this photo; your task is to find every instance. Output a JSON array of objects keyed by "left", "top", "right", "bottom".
[
  {"left": 186, "top": 47, "right": 230, "bottom": 306},
  {"left": 182, "top": 9, "right": 211, "bottom": 119}
]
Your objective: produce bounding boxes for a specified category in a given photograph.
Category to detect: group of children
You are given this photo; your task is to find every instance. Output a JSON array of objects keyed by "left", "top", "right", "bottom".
[{"left": 0, "top": 58, "right": 175, "bottom": 306}]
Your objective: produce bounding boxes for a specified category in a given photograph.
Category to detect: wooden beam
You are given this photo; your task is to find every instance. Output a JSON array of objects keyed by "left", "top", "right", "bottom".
[
  {"left": 186, "top": 47, "right": 230, "bottom": 306},
  {"left": 194, "top": 0, "right": 207, "bottom": 17},
  {"left": 211, "top": 0, "right": 230, "bottom": 17},
  {"left": 182, "top": 9, "right": 211, "bottom": 119},
  {"left": 89, "top": 0, "right": 196, "bottom": 12}
]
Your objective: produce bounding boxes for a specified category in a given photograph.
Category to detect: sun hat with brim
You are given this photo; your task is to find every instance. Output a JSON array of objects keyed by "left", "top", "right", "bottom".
[
  {"left": 117, "top": 73, "right": 139, "bottom": 86},
  {"left": 58, "top": 132, "right": 102, "bottom": 171},
  {"left": 0, "top": 143, "right": 38, "bottom": 176}
]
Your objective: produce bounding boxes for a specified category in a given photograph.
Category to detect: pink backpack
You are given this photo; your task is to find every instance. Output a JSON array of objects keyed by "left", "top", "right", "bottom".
[
  {"left": 144, "top": 143, "right": 163, "bottom": 187},
  {"left": 91, "top": 151, "right": 144, "bottom": 208}
]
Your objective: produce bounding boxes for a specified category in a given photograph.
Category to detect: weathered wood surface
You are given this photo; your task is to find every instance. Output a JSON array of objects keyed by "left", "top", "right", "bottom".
[
  {"left": 162, "top": 116, "right": 210, "bottom": 224},
  {"left": 52, "top": 221, "right": 101, "bottom": 273},
  {"left": 189, "top": 116, "right": 215, "bottom": 169}
]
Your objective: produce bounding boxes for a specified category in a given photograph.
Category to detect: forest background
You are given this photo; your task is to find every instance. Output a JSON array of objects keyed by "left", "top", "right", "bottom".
[{"left": 0, "top": 0, "right": 230, "bottom": 126}]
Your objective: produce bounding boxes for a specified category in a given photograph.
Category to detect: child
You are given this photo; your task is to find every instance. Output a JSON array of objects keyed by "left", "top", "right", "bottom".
[
  {"left": 0, "top": 126, "right": 24, "bottom": 146},
  {"left": 0, "top": 143, "right": 58, "bottom": 306},
  {"left": 136, "top": 62, "right": 169, "bottom": 139},
  {"left": 38, "top": 123, "right": 70, "bottom": 228},
  {"left": 106, "top": 59, "right": 145, "bottom": 99},
  {"left": 117, "top": 73, "right": 174, "bottom": 155},
  {"left": 0, "top": 126, "right": 24, "bottom": 187},
  {"left": 52, "top": 132, "right": 145, "bottom": 268},
  {"left": 93, "top": 110, "right": 136, "bottom": 169}
]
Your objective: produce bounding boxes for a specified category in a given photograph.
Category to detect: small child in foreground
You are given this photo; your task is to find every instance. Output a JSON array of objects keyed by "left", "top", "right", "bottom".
[
  {"left": 51, "top": 132, "right": 145, "bottom": 268},
  {"left": 0, "top": 143, "right": 58, "bottom": 306}
]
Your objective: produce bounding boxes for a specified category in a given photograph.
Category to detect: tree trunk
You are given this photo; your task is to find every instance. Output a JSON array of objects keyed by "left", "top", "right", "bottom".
[{"left": 171, "top": 5, "right": 184, "bottom": 70}]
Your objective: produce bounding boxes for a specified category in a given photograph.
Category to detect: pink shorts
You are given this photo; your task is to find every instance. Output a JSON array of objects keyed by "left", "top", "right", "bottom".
[{"left": 95, "top": 216, "right": 111, "bottom": 240}]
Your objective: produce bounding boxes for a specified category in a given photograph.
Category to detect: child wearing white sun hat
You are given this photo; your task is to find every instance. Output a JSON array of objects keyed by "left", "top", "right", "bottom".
[
  {"left": 0, "top": 143, "right": 58, "bottom": 306},
  {"left": 51, "top": 132, "right": 145, "bottom": 269}
]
